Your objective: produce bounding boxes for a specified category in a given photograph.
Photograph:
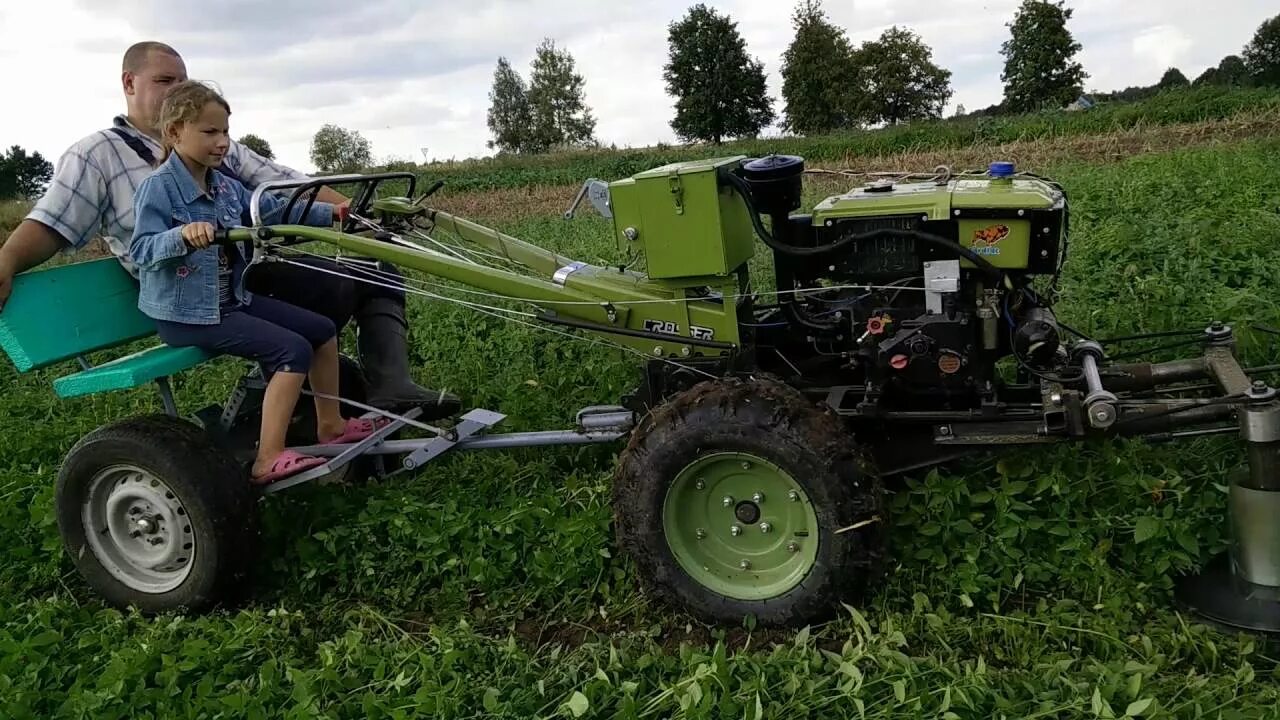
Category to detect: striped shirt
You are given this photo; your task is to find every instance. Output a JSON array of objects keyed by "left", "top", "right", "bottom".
[{"left": 27, "top": 115, "right": 310, "bottom": 277}]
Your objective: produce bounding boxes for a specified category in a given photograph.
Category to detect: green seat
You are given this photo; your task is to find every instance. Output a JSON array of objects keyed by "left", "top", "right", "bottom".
[
  {"left": 52, "top": 344, "right": 211, "bottom": 398},
  {"left": 0, "top": 257, "right": 214, "bottom": 400}
]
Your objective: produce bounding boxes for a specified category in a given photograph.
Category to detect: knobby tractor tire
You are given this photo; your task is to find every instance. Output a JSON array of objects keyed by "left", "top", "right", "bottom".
[
  {"left": 613, "top": 376, "right": 887, "bottom": 626},
  {"left": 55, "top": 414, "right": 258, "bottom": 614}
]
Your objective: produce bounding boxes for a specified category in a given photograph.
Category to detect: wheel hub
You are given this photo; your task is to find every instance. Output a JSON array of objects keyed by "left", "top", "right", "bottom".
[
  {"left": 734, "top": 501, "right": 760, "bottom": 524},
  {"left": 663, "top": 452, "right": 819, "bottom": 601},
  {"left": 83, "top": 465, "right": 196, "bottom": 594}
]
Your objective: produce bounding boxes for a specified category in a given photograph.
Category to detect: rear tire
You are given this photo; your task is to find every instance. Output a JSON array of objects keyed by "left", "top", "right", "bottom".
[
  {"left": 55, "top": 415, "right": 257, "bottom": 614},
  {"left": 613, "top": 376, "right": 887, "bottom": 626}
]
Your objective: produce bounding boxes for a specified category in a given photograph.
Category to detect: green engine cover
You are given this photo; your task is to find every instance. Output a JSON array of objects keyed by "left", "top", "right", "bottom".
[
  {"left": 811, "top": 174, "right": 1065, "bottom": 272},
  {"left": 609, "top": 156, "right": 756, "bottom": 280}
]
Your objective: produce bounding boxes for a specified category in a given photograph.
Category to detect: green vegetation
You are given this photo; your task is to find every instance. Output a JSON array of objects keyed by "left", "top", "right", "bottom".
[
  {"left": 3, "top": 132, "right": 1280, "bottom": 716},
  {"left": 411, "top": 86, "right": 1280, "bottom": 192}
]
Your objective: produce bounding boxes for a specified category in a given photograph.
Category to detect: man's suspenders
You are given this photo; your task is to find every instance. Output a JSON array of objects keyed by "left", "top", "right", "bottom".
[{"left": 110, "top": 127, "right": 254, "bottom": 253}]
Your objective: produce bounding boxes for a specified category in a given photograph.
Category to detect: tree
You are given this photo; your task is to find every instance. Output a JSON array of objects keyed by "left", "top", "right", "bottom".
[
  {"left": 780, "top": 0, "right": 867, "bottom": 134},
  {"left": 486, "top": 57, "right": 534, "bottom": 154},
  {"left": 953, "top": 103, "right": 967, "bottom": 117},
  {"left": 309, "top": 124, "right": 372, "bottom": 173},
  {"left": 856, "top": 27, "right": 953, "bottom": 125},
  {"left": 1158, "top": 67, "right": 1189, "bottom": 89},
  {"left": 1000, "top": 0, "right": 1088, "bottom": 112},
  {"left": 0, "top": 145, "right": 53, "bottom": 200},
  {"left": 525, "top": 39, "right": 596, "bottom": 153},
  {"left": 1194, "top": 55, "right": 1250, "bottom": 87},
  {"left": 1244, "top": 13, "right": 1280, "bottom": 87},
  {"left": 664, "top": 4, "right": 775, "bottom": 144},
  {"left": 238, "top": 133, "right": 274, "bottom": 159}
]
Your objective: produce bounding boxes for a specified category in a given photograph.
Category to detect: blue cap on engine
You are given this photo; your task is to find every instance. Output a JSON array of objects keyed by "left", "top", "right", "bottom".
[{"left": 989, "top": 161, "right": 1015, "bottom": 178}]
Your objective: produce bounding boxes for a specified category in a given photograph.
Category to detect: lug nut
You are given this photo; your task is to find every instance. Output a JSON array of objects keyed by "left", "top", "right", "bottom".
[
  {"left": 752, "top": 492, "right": 765, "bottom": 503},
  {"left": 788, "top": 491, "right": 799, "bottom": 502},
  {"left": 694, "top": 479, "right": 704, "bottom": 490},
  {"left": 722, "top": 496, "right": 734, "bottom": 507},
  {"left": 741, "top": 461, "right": 751, "bottom": 470},
  {"left": 788, "top": 542, "right": 800, "bottom": 553},
  {"left": 696, "top": 528, "right": 706, "bottom": 539},
  {"left": 739, "top": 560, "right": 751, "bottom": 570},
  {"left": 760, "top": 522, "right": 772, "bottom": 533},
  {"left": 731, "top": 525, "right": 742, "bottom": 537}
]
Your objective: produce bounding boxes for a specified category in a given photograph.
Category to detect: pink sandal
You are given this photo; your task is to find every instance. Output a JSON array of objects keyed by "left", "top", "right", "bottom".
[
  {"left": 321, "top": 417, "right": 391, "bottom": 445},
  {"left": 251, "top": 450, "right": 328, "bottom": 485}
]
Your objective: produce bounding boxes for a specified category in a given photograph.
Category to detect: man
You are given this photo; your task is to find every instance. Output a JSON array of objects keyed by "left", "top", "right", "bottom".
[{"left": 0, "top": 41, "right": 460, "bottom": 419}]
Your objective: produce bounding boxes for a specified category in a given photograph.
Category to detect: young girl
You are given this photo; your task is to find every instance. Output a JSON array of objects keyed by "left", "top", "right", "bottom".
[{"left": 130, "top": 80, "right": 384, "bottom": 484}]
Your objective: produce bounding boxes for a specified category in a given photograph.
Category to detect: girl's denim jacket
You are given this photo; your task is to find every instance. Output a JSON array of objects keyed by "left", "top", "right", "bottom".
[{"left": 130, "top": 151, "right": 333, "bottom": 325}]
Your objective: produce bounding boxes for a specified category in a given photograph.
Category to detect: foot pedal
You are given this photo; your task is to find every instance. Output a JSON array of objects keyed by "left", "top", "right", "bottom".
[
  {"left": 394, "top": 408, "right": 506, "bottom": 475},
  {"left": 260, "top": 408, "right": 422, "bottom": 495}
]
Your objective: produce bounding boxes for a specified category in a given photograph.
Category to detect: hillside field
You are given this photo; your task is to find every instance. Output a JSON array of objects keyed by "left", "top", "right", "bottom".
[{"left": 3, "top": 98, "right": 1280, "bottom": 718}]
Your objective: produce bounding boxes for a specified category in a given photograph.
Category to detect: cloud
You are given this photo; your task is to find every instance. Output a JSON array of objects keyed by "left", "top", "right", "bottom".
[{"left": 3, "top": 0, "right": 1276, "bottom": 175}]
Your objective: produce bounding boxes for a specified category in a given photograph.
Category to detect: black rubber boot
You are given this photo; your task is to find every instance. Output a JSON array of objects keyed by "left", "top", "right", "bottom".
[{"left": 355, "top": 296, "right": 462, "bottom": 421}]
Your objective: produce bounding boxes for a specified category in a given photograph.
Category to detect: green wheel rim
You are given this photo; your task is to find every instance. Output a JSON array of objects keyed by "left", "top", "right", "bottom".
[{"left": 662, "top": 452, "right": 819, "bottom": 601}]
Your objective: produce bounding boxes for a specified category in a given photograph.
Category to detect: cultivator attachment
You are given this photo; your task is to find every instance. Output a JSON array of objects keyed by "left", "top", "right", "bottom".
[{"left": 1175, "top": 380, "right": 1280, "bottom": 634}]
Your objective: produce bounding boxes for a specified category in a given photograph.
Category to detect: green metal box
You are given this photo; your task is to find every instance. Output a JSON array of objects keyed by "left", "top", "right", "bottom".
[{"left": 609, "top": 156, "right": 755, "bottom": 280}]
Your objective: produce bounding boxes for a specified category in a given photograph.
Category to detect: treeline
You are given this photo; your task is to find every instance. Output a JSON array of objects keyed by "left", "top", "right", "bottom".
[{"left": 481, "top": 1, "right": 1280, "bottom": 152}]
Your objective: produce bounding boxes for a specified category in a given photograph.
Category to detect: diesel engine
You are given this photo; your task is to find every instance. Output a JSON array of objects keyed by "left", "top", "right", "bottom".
[{"left": 733, "top": 156, "right": 1069, "bottom": 410}]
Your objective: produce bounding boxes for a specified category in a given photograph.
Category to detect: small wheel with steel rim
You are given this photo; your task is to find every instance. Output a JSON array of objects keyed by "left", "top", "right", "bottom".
[
  {"left": 614, "top": 377, "right": 886, "bottom": 626},
  {"left": 55, "top": 414, "right": 256, "bottom": 613}
]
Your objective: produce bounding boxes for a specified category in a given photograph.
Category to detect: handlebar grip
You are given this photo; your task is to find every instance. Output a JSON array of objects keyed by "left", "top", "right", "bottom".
[{"left": 213, "top": 229, "right": 232, "bottom": 245}]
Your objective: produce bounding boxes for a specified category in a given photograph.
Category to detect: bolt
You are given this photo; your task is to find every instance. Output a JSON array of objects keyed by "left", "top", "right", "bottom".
[
  {"left": 760, "top": 522, "right": 772, "bottom": 533},
  {"left": 696, "top": 529, "right": 706, "bottom": 539},
  {"left": 1050, "top": 392, "right": 1063, "bottom": 406},
  {"left": 681, "top": 347, "right": 691, "bottom": 357},
  {"left": 741, "top": 461, "right": 751, "bottom": 470},
  {"left": 1041, "top": 249, "right": 1049, "bottom": 258},
  {"left": 788, "top": 490, "right": 799, "bottom": 502},
  {"left": 828, "top": 265, "right": 836, "bottom": 272},
  {"left": 953, "top": 209, "right": 961, "bottom": 217},
  {"left": 1017, "top": 209, "right": 1026, "bottom": 217},
  {"left": 739, "top": 559, "right": 751, "bottom": 570},
  {"left": 825, "top": 219, "right": 834, "bottom": 227},
  {"left": 731, "top": 525, "right": 742, "bottom": 537},
  {"left": 722, "top": 495, "right": 734, "bottom": 507},
  {"left": 1043, "top": 227, "right": 1051, "bottom": 234},
  {"left": 752, "top": 492, "right": 765, "bottom": 503},
  {"left": 695, "top": 479, "right": 704, "bottom": 490},
  {"left": 652, "top": 346, "right": 663, "bottom": 356},
  {"left": 788, "top": 542, "right": 800, "bottom": 553}
]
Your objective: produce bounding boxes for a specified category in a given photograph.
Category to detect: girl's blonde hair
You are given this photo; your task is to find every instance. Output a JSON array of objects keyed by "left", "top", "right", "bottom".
[{"left": 158, "top": 80, "right": 231, "bottom": 160}]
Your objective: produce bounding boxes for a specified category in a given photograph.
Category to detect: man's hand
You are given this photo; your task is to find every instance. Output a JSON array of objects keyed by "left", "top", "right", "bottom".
[
  {"left": 0, "top": 220, "right": 66, "bottom": 312},
  {"left": 182, "top": 222, "right": 216, "bottom": 249}
]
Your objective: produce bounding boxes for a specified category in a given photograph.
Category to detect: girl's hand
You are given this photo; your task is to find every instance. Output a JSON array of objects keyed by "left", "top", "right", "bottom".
[
  {"left": 182, "top": 222, "right": 216, "bottom": 249},
  {"left": 335, "top": 201, "right": 351, "bottom": 225}
]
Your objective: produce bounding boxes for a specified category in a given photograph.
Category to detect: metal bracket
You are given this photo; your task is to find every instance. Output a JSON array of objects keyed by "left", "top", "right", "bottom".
[
  {"left": 394, "top": 408, "right": 507, "bottom": 476},
  {"left": 564, "top": 179, "right": 612, "bottom": 220}
]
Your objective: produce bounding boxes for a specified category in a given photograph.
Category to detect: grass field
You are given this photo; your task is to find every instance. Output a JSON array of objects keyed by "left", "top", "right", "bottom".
[{"left": 5, "top": 121, "right": 1280, "bottom": 717}]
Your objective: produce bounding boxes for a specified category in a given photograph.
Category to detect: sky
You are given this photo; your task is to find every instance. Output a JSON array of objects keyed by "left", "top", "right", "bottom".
[{"left": 0, "top": 0, "right": 1274, "bottom": 175}]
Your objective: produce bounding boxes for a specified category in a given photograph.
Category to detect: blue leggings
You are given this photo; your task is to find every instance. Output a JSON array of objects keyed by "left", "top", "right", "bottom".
[{"left": 154, "top": 296, "right": 337, "bottom": 376}]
